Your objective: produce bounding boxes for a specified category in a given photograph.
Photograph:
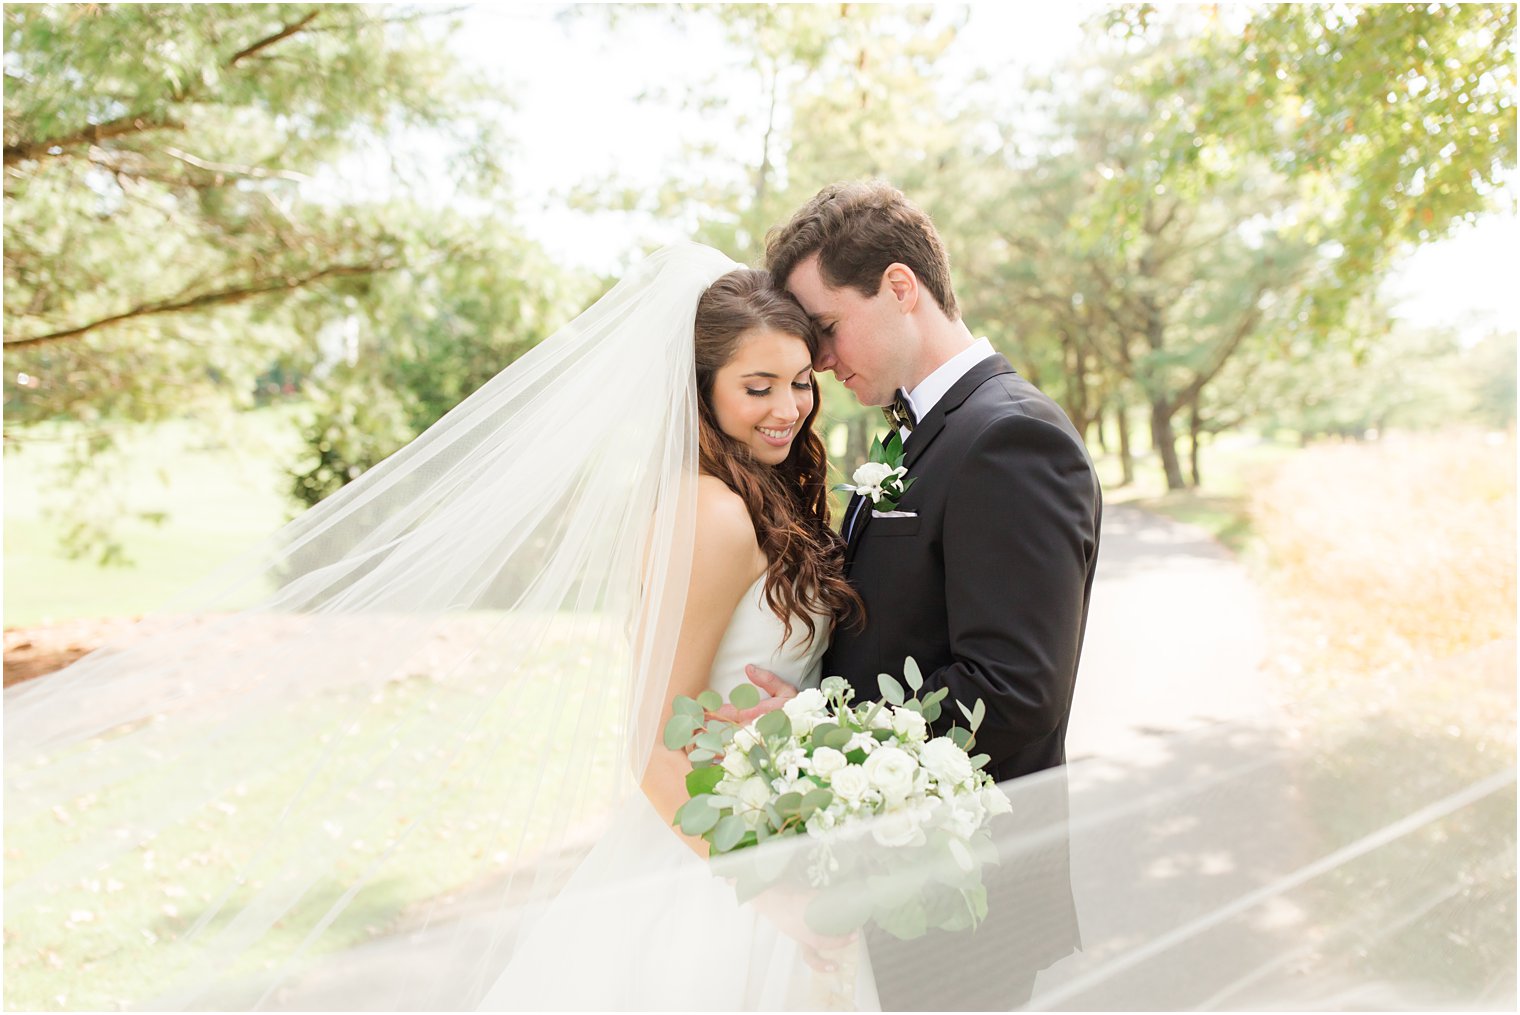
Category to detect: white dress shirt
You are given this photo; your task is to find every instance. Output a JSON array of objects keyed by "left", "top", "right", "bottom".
[
  {"left": 901, "top": 336, "right": 996, "bottom": 432},
  {"left": 847, "top": 336, "right": 998, "bottom": 538}
]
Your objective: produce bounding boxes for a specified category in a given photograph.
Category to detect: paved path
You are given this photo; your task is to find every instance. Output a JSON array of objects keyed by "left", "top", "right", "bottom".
[{"left": 1066, "top": 503, "right": 1279, "bottom": 765}]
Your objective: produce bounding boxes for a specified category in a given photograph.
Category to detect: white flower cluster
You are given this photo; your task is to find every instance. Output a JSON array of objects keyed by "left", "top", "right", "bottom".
[
  {"left": 711, "top": 682, "right": 1011, "bottom": 853},
  {"left": 845, "top": 461, "right": 909, "bottom": 505}
]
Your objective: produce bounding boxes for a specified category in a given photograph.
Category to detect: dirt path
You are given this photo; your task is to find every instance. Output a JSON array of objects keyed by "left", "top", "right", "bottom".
[{"left": 1067, "top": 502, "right": 1279, "bottom": 765}]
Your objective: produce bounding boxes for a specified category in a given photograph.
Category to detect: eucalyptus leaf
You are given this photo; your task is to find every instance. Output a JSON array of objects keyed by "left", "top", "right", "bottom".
[
  {"left": 730, "top": 684, "right": 760, "bottom": 711},
  {"left": 678, "top": 795, "right": 719, "bottom": 836},
  {"left": 663, "top": 713, "right": 698, "bottom": 750},
  {"left": 821, "top": 726, "right": 854, "bottom": 751},
  {"left": 923, "top": 701, "right": 942, "bottom": 723},
  {"left": 697, "top": 690, "right": 722, "bottom": 713},
  {"left": 775, "top": 792, "right": 803, "bottom": 817},
  {"left": 878, "top": 673, "right": 906, "bottom": 707},
  {"left": 801, "top": 788, "right": 833, "bottom": 814},
  {"left": 903, "top": 656, "right": 923, "bottom": 691},
  {"left": 949, "top": 727, "right": 972, "bottom": 749},
  {"left": 711, "top": 814, "right": 747, "bottom": 853},
  {"left": 756, "top": 710, "right": 791, "bottom": 740},
  {"left": 972, "top": 699, "right": 986, "bottom": 729},
  {"left": 969, "top": 753, "right": 991, "bottom": 770},
  {"left": 673, "top": 696, "right": 703, "bottom": 718},
  {"left": 811, "top": 722, "right": 839, "bottom": 744},
  {"left": 694, "top": 730, "right": 726, "bottom": 752},
  {"left": 689, "top": 748, "right": 715, "bottom": 764},
  {"left": 956, "top": 700, "right": 975, "bottom": 724}
]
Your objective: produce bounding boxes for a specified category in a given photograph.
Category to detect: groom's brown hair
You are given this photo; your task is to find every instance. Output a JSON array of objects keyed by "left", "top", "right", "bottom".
[{"left": 764, "top": 180, "right": 959, "bottom": 320}]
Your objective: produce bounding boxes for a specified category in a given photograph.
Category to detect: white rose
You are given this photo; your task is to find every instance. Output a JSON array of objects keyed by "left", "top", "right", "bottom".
[
  {"left": 830, "top": 765, "right": 871, "bottom": 804},
  {"left": 851, "top": 461, "right": 895, "bottom": 492},
  {"left": 863, "top": 746, "right": 918, "bottom": 804},
  {"left": 945, "top": 797, "right": 984, "bottom": 839},
  {"left": 732, "top": 727, "right": 761, "bottom": 752},
  {"left": 919, "top": 737, "right": 975, "bottom": 787},
  {"left": 865, "top": 705, "right": 895, "bottom": 731},
  {"left": 870, "top": 807, "right": 927, "bottom": 848},
  {"left": 721, "top": 749, "right": 754, "bottom": 779},
  {"left": 981, "top": 784, "right": 1013, "bottom": 817},
  {"left": 785, "top": 687, "right": 827, "bottom": 716},
  {"left": 808, "top": 746, "right": 847, "bottom": 778},
  {"left": 738, "top": 775, "right": 772, "bottom": 811},
  {"left": 891, "top": 707, "right": 928, "bottom": 742}
]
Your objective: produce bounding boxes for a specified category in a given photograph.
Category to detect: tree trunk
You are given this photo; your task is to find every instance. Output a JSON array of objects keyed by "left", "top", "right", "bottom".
[
  {"left": 1116, "top": 402, "right": 1134, "bottom": 487},
  {"left": 845, "top": 413, "right": 874, "bottom": 472},
  {"left": 1150, "top": 400, "right": 1186, "bottom": 491},
  {"left": 1188, "top": 393, "right": 1203, "bottom": 488}
]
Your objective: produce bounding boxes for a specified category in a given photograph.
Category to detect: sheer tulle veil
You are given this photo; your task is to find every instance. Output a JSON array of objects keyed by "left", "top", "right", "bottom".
[
  {"left": 5, "top": 241, "right": 739, "bottom": 1008},
  {"left": 4, "top": 242, "right": 1514, "bottom": 1011}
]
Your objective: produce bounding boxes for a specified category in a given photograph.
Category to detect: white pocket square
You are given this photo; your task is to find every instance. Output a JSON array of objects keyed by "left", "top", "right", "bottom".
[{"left": 870, "top": 509, "right": 917, "bottom": 519}]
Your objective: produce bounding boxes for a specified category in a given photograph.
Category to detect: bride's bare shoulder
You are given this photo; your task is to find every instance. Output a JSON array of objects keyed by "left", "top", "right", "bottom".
[{"left": 694, "top": 474, "right": 762, "bottom": 572}]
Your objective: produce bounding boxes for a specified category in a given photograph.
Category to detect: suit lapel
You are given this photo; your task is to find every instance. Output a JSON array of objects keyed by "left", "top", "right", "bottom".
[{"left": 903, "top": 354, "right": 1018, "bottom": 470}]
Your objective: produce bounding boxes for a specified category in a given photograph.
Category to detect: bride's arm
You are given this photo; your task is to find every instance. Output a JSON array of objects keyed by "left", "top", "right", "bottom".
[{"left": 640, "top": 475, "right": 764, "bottom": 858}]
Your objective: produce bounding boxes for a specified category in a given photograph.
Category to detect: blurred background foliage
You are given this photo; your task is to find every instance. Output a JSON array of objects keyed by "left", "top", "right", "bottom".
[{"left": 2, "top": 2, "right": 1515, "bottom": 602}]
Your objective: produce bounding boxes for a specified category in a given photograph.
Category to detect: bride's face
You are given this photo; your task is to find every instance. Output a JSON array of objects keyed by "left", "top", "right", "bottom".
[{"left": 710, "top": 327, "right": 816, "bottom": 467}]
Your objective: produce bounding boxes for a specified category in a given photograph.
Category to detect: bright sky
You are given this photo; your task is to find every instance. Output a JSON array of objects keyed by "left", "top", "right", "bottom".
[{"left": 438, "top": 3, "right": 1514, "bottom": 346}]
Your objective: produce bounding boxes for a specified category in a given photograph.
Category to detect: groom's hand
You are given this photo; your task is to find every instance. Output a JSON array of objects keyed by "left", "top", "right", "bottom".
[{"left": 704, "top": 664, "right": 796, "bottom": 725}]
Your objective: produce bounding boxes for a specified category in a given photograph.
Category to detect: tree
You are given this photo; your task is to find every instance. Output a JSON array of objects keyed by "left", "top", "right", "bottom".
[
  {"left": 286, "top": 218, "right": 592, "bottom": 507},
  {"left": 2, "top": 4, "right": 513, "bottom": 557}
]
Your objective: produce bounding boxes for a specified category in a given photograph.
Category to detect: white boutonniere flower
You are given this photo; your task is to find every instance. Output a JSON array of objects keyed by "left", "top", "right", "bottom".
[{"left": 834, "top": 431, "right": 916, "bottom": 511}]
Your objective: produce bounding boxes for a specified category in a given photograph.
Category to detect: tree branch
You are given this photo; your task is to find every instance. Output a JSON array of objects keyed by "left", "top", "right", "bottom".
[
  {"left": 5, "top": 9, "right": 323, "bottom": 167},
  {"left": 228, "top": 9, "right": 322, "bottom": 66},
  {"left": 5, "top": 115, "right": 184, "bottom": 166},
  {"left": 3, "top": 259, "right": 400, "bottom": 350}
]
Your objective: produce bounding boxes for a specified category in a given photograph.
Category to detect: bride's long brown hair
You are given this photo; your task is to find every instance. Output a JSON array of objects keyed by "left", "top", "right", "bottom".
[{"left": 694, "top": 268, "right": 865, "bottom": 647}]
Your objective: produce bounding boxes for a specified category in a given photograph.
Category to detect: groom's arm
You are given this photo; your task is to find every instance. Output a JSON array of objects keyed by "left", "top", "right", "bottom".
[{"left": 926, "top": 411, "right": 1097, "bottom": 765}]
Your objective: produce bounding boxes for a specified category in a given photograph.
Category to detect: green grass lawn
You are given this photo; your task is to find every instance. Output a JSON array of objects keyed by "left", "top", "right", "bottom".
[{"left": 5, "top": 409, "right": 304, "bottom": 627}]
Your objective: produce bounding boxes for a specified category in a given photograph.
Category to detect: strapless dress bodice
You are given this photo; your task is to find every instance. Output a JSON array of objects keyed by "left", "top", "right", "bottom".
[{"left": 706, "top": 573, "right": 830, "bottom": 699}]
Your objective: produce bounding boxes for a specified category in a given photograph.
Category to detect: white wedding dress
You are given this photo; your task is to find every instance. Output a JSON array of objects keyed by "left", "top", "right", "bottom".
[{"left": 479, "top": 574, "right": 881, "bottom": 1010}]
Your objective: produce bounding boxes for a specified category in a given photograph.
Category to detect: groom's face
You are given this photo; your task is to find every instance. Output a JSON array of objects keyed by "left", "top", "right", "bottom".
[{"left": 785, "top": 254, "right": 911, "bottom": 408}]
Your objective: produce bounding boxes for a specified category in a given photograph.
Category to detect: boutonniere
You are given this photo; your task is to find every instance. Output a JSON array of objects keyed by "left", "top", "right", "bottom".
[{"left": 834, "top": 431, "right": 916, "bottom": 511}]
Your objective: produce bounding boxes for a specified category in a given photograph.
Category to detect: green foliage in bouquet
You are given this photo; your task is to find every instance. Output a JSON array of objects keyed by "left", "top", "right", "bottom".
[{"left": 663, "top": 658, "right": 990, "bottom": 856}]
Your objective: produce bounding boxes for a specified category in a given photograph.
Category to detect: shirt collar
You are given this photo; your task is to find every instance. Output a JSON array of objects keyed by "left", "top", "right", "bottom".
[{"left": 904, "top": 336, "right": 996, "bottom": 422}]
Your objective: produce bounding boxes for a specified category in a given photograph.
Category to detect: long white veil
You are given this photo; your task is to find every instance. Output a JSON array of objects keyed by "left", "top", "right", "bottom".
[
  {"left": 4, "top": 241, "right": 738, "bottom": 1009},
  {"left": 4, "top": 240, "right": 1514, "bottom": 1011}
]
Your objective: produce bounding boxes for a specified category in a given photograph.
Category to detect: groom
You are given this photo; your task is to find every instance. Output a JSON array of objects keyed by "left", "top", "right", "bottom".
[{"left": 744, "top": 181, "right": 1102, "bottom": 1006}]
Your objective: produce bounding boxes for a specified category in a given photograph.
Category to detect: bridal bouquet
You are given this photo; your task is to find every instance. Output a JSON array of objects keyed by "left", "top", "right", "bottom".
[{"left": 664, "top": 659, "right": 1010, "bottom": 939}]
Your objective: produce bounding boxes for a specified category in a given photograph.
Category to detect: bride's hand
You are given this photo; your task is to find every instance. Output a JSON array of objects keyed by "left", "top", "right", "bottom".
[
  {"left": 747, "top": 884, "right": 857, "bottom": 973},
  {"left": 704, "top": 664, "right": 797, "bottom": 725}
]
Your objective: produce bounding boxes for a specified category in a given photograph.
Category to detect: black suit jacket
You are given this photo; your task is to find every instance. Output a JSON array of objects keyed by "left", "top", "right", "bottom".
[
  {"left": 833, "top": 354, "right": 1101, "bottom": 1004},
  {"left": 824, "top": 353, "right": 1102, "bottom": 784}
]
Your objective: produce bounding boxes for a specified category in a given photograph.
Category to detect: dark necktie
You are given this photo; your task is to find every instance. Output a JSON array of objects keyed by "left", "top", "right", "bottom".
[{"left": 883, "top": 388, "right": 917, "bottom": 433}]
